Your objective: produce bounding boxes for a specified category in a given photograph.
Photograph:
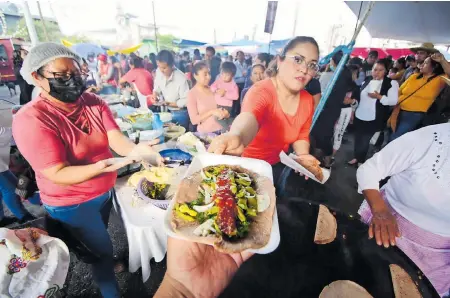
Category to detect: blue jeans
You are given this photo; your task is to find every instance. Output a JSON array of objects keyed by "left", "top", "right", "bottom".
[
  {"left": 389, "top": 110, "right": 425, "bottom": 143},
  {"left": 44, "top": 190, "right": 120, "bottom": 298},
  {"left": 0, "top": 170, "right": 39, "bottom": 220}
]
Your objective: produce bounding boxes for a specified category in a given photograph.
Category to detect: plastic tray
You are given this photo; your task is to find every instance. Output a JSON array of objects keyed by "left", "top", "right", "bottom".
[{"left": 164, "top": 152, "right": 280, "bottom": 254}]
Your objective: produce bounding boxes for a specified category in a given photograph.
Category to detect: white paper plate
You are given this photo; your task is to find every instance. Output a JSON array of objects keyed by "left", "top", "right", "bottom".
[
  {"left": 128, "top": 130, "right": 163, "bottom": 142},
  {"left": 279, "top": 151, "right": 331, "bottom": 184},
  {"left": 164, "top": 152, "right": 280, "bottom": 254}
]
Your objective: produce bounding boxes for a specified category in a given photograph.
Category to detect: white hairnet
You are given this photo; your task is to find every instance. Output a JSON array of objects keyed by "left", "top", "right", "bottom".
[{"left": 20, "top": 42, "right": 82, "bottom": 86}]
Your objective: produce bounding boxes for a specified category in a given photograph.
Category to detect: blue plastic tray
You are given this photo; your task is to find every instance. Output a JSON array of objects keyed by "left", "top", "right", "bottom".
[{"left": 159, "top": 149, "right": 192, "bottom": 162}]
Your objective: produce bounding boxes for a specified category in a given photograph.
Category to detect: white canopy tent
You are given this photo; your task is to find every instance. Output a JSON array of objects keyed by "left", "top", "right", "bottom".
[{"left": 345, "top": 1, "right": 450, "bottom": 44}]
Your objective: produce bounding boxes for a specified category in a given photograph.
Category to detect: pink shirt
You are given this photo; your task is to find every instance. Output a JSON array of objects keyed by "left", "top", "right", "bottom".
[
  {"left": 187, "top": 88, "right": 223, "bottom": 133},
  {"left": 12, "top": 93, "right": 119, "bottom": 207},
  {"left": 122, "top": 68, "right": 154, "bottom": 96},
  {"left": 210, "top": 77, "right": 239, "bottom": 107}
]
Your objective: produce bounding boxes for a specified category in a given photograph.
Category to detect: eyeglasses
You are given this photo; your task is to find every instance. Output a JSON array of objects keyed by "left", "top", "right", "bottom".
[
  {"left": 40, "top": 70, "right": 86, "bottom": 83},
  {"left": 284, "top": 55, "right": 319, "bottom": 74}
]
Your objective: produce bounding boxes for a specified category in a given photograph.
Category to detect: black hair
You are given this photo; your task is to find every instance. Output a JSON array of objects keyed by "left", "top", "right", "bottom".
[
  {"left": 191, "top": 61, "right": 208, "bottom": 86},
  {"left": 390, "top": 67, "right": 399, "bottom": 73},
  {"left": 87, "top": 52, "right": 95, "bottom": 59},
  {"left": 149, "top": 53, "right": 157, "bottom": 66},
  {"left": 267, "top": 36, "right": 319, "bottom": 76},
  {"left": 120, "top": 54, "right": 127, "bottom": 59},
  {"left": 368, "top": 50, "right": 379, "bottom": 58},
  {"left": 110, "top": 56, "right": 119, "bottom": 64},
  {"left": 348, "top": 57, "right": 363, "bottom": 67},
  {"left": 252, "top": 64, "right": 266, "bottom": 72},
  {"left": 280, "top": 36, "right": 319, "bottom": 58},
  {"left": 236, "top": 50, "right": 245, "bottom": 57},
  {"left": 206, "top": 46, "right": 216, "bottom": 55},
  {"left": 396, "top": 57, "right": 406, "bottom": 69},
  {"left": 417, "top": 58, "right": 444, "bottom": 80},
  {"left": 194, "top": 49, "right": 200, "bottom": 55},
  {"left": 130, "top": 56, "right": 143, "bottom": 68},
  {"left": 406, "top": 55, "right": 415, "bottom": 62},
  {"left": 156, "top": 50, "right": 174, "bottom": 67},
  {"left": 347, "top": 64, "right": 359, "bottom": 73},
  {"left": 332, "top": 50, "right": 344, "bottom": 65},
  {"left": 256, "top": 53, "right": 271, "bottom": 68},
  {"left": 375, "top": 58, "right": 390, "bottom": 73},
  {"left": 182, "top": 51, "right": 190, "bottom": 57},
  {"left": 221, "top": 61, "right": 237, "bottom": 76}
]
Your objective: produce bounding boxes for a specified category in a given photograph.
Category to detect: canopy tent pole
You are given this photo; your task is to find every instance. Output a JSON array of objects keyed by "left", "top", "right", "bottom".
[{"left": 310, "top": 1, "right": 375, "bottom": 131}]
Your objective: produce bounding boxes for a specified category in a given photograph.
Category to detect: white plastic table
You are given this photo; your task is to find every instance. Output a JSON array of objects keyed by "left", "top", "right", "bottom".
[{"left": 113, "top": 177, "right": 168, "bottom": 282}]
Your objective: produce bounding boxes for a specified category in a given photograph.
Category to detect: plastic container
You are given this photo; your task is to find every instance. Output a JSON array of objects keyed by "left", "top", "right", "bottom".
[
  {"left": 136, "top": 178, "right": 171, "bottom": 209},
  {"left": 164, "top": 152, "right": 280, "bottom": 254},
  {"left": 152, "top": 113, "right": 164, "bottom": 143}
]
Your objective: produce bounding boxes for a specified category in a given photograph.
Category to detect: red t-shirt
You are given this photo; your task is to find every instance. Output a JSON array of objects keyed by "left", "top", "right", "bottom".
[
  {"left": 241, "top": 79, "right": 314, "bottom": 165},
  {"left": 12, "top": 93, "right": 119, "bottom": 207},
  {"left": 122, "top": 68, "right": 154, "bottom": 96}
]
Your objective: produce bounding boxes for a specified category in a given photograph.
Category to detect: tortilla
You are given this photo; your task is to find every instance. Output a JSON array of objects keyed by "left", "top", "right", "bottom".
[
  {"left": 170, "top": 165, "right": 276, "bottom": 253},
  {"left": 389, "top": 264, "right": 422, "bottom": 298},
  {"left": 314, "top": 204, "right": 337, "bottom": 244},
  {"left": 298, "top": 159, "right": 324, "bottom": 182},
  {"left": 319, "top": 280, "right": 373, "bottom": 298}
]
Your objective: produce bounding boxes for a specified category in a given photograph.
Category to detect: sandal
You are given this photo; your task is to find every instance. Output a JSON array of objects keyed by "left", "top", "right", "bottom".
[{"left": 347, "top": 159, "right": 358, "bottom": 166}]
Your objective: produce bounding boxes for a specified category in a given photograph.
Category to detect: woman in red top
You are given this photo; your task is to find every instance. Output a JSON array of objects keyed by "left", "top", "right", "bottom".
[
  {"left": 208, "top": 36, "right": 321, "bottom": 180},
  {"left": 13, "top": 43, "right": 163, "bottom": 298}
]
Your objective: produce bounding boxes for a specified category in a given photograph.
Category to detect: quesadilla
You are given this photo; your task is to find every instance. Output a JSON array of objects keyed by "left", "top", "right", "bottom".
[
  {"left": 319, "top": 280, "right": 373, "bottom": 298},
  {"left": 390, "top": 264, "right": 422, "bottom": 298},
  {"left": 314, "top": 205, "right": 337, "bottom": 244},
  {"left": 170, "top": 165, "right": 276, "bottom": 253},
  {"left": 298, "top": 158, "right": 324, "bottom": 182}
]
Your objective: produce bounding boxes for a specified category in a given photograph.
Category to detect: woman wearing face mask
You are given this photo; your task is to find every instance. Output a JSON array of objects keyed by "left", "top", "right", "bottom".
[
  {"left": 12, "top": 43, "right": 163, "bottom": 298},
  {"left": 348, "top": 59, "right": 399, "bottom": 166},
  {"left": 208, "top": 36, "right": 320, "bottom": 182}
]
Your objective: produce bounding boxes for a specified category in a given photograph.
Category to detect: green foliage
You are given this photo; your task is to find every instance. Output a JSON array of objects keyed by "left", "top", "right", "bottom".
[{"left": 6, "top": 18, "right": 90, "bottom": 43}]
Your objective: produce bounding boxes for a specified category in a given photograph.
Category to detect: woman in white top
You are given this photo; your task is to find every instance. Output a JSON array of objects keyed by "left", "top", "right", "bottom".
[
  {"left": 357, "top": 123, "right": 450, "bottom": 296},
  {"left": 348, "top": 59, "right": 399, "bottom": 166}
]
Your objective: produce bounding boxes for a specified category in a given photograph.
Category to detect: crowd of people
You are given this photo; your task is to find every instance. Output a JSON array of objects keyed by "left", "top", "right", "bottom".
[{"left": 0, "top": 37, "right": 449, "bottom": 297}]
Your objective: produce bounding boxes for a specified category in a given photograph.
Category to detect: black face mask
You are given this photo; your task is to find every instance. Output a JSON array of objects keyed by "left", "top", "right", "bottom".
[{"left": 46, "top": 75, "right": 87, "bottom": 103}]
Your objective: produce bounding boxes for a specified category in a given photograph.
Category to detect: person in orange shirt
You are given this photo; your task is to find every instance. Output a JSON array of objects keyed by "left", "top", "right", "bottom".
[{"left": 208, "top": 36, "right": 320, "bottom": 182}]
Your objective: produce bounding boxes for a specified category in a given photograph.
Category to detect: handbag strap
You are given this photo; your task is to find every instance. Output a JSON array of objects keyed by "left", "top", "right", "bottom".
[{"left": 397, "top": 76, "right": 437, "bottom": 106}]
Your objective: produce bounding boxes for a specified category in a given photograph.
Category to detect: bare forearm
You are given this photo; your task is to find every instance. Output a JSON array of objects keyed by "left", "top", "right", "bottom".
[
  {"left": 441, "top": 59, "right": 450, "bottom": 77},
  {"left": 193, "top": 110, "right": 215, "bottom": 125},
  {"left": 292, "top": 140, "right": 310, "bottom": 155},
  {"left": 229, "top": 112, "right": 259, "bottom": 146},
  {"left": 108, "top": 130, "right": 136, "bottom": 156},
  {"left": 362, "top": 189, "right": 389, "bottom": 212},
  {"left": 50, "top": 163, "right": 103, "bottom": 185}
]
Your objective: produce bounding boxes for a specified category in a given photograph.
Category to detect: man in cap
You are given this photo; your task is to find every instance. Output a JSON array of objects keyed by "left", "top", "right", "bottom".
[{"left": 410, "top": 42, "right": 439, "bottom": 66}]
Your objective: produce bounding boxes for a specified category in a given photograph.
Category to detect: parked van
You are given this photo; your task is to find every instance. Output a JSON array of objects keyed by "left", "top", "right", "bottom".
[{"left": 0, "top": 37, "right": 29, "bottom": 84}]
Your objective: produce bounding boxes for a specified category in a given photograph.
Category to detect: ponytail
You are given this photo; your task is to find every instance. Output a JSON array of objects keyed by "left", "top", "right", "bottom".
[{"left": 191, "top": 61, "right": 208, "bottom": 86}]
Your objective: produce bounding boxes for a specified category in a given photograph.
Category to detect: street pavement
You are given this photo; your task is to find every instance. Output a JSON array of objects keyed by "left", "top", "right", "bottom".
[{"left": 2, "top": 85, "right": 364, "bottom": 297}]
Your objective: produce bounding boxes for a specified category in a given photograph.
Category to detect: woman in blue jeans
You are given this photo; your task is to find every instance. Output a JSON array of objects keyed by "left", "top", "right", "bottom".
[
  {"left": 13, "top": 43, "right": 163, "bottom": 297},
  {"left": 0, "top": 127, "right": 38, "bottom": 225}
]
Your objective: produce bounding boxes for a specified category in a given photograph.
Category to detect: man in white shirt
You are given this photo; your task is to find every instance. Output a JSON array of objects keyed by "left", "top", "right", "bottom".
[
  {"left": 153, "top": 50, "right": 190, "bottom": 129},
  {"left": 153, "top": 50, "right": 189, "bottom": 109},
  {"left": 357, "top": 123, "right": 450, "bottom": 296}
]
